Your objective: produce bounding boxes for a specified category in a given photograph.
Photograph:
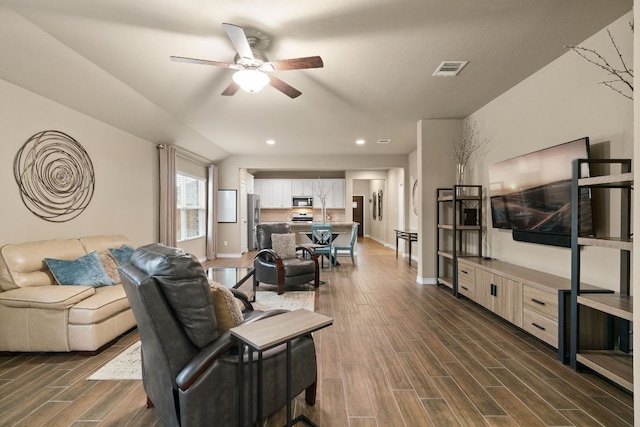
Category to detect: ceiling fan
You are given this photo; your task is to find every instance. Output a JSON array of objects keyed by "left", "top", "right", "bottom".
[{"left": 170, "top": 23, "right": 323, "bottom": 98}]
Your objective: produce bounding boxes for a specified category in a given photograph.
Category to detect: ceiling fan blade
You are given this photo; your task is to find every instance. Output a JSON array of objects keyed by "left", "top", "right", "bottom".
[
  {"left": 268, "top": 56, "right": 324, "bottom": 71},
  {"left": 170, "top": 55, "right": 239, "bottom": 69},
  {"left": 221, "top": 82, "right": 240, "bottom": 96},
  {"left": 269, "top": 75, "right": 302, "bottom": 98},
  {"left": 222, "top": 23, "right": 254, "bottom": 61}
]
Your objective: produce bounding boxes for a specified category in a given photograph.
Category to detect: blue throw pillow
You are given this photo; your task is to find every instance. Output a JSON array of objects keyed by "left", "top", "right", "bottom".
[
  {"left": 45, "top": 251, "right": 116, "bottom": 287},
  {"left": 109, "top": 244, "right": 135, "bottom": 265}
]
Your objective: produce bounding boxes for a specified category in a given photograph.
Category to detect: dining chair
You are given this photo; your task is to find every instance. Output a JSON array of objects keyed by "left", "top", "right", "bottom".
[
  {"left": 333, "top": 223, "right": 359, "bottom": 265},
  {"left": 311, "top": 223, "right": 334, "bottom": 270}
]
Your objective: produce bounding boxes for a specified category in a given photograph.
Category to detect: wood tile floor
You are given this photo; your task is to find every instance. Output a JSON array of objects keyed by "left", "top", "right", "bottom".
[{"left": 0, "top": 238, "right": 633, "bottom": 426}]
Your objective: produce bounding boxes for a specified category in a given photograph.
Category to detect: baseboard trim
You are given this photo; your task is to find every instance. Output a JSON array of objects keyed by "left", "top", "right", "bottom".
[
  {"left": 417, "top": 277, "right": 438, "bottom": 285},
  {"left": 216, "top": 253, "right": 243, "bottom": 258}
]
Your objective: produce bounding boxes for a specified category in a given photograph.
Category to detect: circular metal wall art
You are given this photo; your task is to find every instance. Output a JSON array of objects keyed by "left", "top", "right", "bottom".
[{"left": 13, "top": 130, "right": 95, "bottom": 222}]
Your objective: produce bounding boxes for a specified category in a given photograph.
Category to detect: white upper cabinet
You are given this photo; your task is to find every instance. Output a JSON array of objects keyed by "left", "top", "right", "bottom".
[
  {"left": 272, "top": 179, "right": 292, "bottom": 208},
  {"left": 312, "top": 179, "right": 345, "bottom": 208},
  {"left": 292, "top": 179, "right": 314, "bottom": 197},
  {"left": 330, "top": 179, "right": 345, "bottom": 208},
  {"left": 255, "top": 178, "right": 343, "bottom": 208},
  {"left": 255, "top": 179, "right": 292, "bottom": 208}
]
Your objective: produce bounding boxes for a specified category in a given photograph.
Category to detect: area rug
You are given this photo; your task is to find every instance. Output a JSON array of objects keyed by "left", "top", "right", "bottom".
[{"left": 87, "top": 291, "right": 315, "bottom": 381}]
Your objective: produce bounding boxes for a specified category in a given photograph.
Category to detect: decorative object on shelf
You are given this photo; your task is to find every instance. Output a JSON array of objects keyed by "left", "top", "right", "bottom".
[
  {"left": 565, "top": 24, "right": 633, "bottom": 100},
  {"left": 377, "top": 190, "right": 383, "bottom": 220},
  {"left": 451, "top": 121, "right": 487, "bottom": 190},
  {"left": 13, "top": 130, "right": 95, "bottom": 222},
  {"left": 372, "top": 191, "right": 377, "bottom": 219}
]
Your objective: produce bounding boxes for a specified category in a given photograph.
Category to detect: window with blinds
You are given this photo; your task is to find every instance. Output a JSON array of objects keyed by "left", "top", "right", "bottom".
[{"left": 176, "top": 174, "right": 206, "bottom": 242}]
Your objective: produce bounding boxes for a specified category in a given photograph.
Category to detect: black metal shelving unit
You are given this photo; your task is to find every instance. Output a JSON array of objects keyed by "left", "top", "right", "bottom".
[
  {"left": 569, "top": 158, "right": 633, "bottom": 392},
  {"left": 436, "top": 185, "right": 483, "bottom": 296}
]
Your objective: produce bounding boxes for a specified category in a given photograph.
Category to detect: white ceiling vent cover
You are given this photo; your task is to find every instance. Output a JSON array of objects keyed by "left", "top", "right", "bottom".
[
  {"left": 433, "top": 61, "right": 468, "bottom": 77},
  {"left": 377, "top": 138, "right": 392, "bottom": 144}
]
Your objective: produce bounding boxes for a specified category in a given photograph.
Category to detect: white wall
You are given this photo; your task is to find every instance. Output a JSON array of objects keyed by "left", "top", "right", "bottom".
[
  {"left": 0, "top": 78, "right": 158, "bottom": 247},
  {"left": 468, "top": 11, "right": 633, "bottom": 291},
  {"left": 417, "top": 119, "right": 461, "bottom": 283}
]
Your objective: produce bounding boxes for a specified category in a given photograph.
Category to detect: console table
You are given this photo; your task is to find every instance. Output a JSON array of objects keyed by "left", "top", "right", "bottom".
[
  {"left": 394, "top": 229, "right": 418, "bottom": 266},
  {"left": 231, "top": 309, "right": 333, "bottom": 426}
]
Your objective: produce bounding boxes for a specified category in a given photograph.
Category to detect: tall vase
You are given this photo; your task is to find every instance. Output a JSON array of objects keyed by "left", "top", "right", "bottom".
[
  {"left": 321, "top": 204, "right": 327, "bottom": 223},
  {"left": 456, "top": 163, "right": 465, "bottom": 195}
]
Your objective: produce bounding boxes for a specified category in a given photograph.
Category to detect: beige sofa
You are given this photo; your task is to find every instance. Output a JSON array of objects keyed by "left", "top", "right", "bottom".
[{"left": 0, "top": 235, "right": 136, "bottom": 352}]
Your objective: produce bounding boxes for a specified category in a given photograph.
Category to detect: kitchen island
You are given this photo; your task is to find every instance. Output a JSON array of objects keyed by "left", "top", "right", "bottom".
[{"left": 260, "top": 222, "right": 357, "bottom": 245}]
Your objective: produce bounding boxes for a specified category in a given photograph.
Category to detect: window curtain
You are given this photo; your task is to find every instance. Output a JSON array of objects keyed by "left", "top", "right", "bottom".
[
  {"left": 206, "top": 164, "right": 219, "bottom": 260},
  {"left": 158, "top": 144, "right": 177, "bottom": 247}
]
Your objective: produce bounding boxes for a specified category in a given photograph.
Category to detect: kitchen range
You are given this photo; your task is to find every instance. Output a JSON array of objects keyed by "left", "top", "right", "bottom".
[{"left": 292, "top": 212, "right": 313, "bottom": 222}]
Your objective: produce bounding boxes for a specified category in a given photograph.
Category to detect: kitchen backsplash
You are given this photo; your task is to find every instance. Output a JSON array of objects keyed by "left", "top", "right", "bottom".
[{"left": 260, "top": 208, "right": 346, "bottom": 223}]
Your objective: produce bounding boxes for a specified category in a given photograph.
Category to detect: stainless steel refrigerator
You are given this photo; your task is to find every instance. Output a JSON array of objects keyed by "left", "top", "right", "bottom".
[{"left": 247, "top": 194, "right": 261, "bottom": 250}]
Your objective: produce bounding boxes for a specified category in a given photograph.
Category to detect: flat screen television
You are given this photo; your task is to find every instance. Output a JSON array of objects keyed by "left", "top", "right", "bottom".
[{"left": 488, "top": 137, "right": 593, "bottom": 248}]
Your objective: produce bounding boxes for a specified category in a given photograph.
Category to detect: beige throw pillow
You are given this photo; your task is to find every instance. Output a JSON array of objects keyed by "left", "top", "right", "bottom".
[
  {"left": 208, "top": 279, "right": 244, "bottom": 333},
  {"left": 271, "top": 233, "right": 297, "bottom": 259}
]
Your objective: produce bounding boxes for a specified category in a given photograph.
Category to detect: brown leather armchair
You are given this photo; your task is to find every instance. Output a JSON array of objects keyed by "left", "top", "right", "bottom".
[
  {"left": 254, "top": 223, "right": 319, "bottom": 295},
  {"left": 118, "top": 243, "right": 317, "bottom": 427}
]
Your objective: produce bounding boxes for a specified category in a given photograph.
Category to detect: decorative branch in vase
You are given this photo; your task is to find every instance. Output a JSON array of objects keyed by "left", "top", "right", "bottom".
[
  {"left": 565, "top": 23, "right": 633, "bottom": 100},
  {"left": 312, "top": 179, "right": 334, "bottom": 223},
  {"left": 451, "top": 120, "right": 488, "bottom": 193}
]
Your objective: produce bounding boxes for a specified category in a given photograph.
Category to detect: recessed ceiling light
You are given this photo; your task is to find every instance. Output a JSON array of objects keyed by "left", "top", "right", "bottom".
[
  {"left": 266, "top": 139, "right": 275, "bottom": 145},
  {"left": 356, "top": 139, "right": 365, "bottom": 145}
]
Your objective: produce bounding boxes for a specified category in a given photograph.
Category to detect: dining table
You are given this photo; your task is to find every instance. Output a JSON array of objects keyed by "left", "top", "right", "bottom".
[{"left": 300, "top": 231, "right": 344, "bottom": 266}]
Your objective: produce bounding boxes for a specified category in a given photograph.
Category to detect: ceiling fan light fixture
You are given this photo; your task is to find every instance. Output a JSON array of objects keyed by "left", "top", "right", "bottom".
[{"left": 233, "top": 69, "right": 269, "bottom": 93}]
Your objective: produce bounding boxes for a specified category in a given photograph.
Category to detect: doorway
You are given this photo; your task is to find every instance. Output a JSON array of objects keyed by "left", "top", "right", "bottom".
[{"left": 352, "top": 195, "right": 364, "bottom": 237}]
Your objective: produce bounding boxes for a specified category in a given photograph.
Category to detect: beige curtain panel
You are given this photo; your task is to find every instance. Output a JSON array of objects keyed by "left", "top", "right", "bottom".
[
  {"left": 207, "top": 164, "right": 219, "bottom": 260},
  {"left": 158, "top": 144, "right": 177, "bottom": 247}
]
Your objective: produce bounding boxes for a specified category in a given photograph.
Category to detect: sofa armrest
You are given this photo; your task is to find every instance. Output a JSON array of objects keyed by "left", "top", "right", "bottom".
[{"left": 0, "top": 285, "right": 95, "bottom": 309}]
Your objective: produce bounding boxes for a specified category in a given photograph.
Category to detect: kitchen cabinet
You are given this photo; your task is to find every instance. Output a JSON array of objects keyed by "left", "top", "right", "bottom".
[
  {"left": 329, "top": 179, "right": 345, "bottom": 208},
  {"left": 312, "top": 179, "right": 345, "bottom": 209},
  {"left": 256, "top": 178, "right": 343, "bottom": 209},
  {"left": 272, "top": 179, "right": 292, "bottom": 208},
  {"left": 292, "top": 179, "right": 314, "bottom": 197},
  {"left": 254, "top": 179, "right": 292, "bottom": 208}
]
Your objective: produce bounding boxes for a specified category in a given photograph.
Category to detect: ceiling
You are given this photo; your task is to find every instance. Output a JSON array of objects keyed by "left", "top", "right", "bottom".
[{"left": 0, "top": 0, "right": 632, "bottom": 162}]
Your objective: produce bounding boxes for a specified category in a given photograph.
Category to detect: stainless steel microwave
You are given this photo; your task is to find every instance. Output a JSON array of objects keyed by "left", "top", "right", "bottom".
[{"left": 292, "top": 196, "right": 313, "bottom": 207}]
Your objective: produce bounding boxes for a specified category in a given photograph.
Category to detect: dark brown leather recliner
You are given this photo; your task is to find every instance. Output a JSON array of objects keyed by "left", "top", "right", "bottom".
[
  {"left": 254, "top": 223, "right": 319, "bottom": 295},
  {"left": 118, "top": 243, "right": 317, "bottom": 427}
]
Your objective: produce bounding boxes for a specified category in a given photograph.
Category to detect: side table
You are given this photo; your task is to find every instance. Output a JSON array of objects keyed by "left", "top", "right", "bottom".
[
  {"left": 394, "top": 229, "right": 418, "bottom": 266},
  {"left": 231, "top": 309, "right": 333, "bottom": 426}
]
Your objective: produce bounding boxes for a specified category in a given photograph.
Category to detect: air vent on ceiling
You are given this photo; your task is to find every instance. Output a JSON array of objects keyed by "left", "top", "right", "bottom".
[
  {"left": 432, "top": 61, "right": 468, "bottom": 77},
  {"left": 377, "top": 138, "right": 392, "bottom": 144}
]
